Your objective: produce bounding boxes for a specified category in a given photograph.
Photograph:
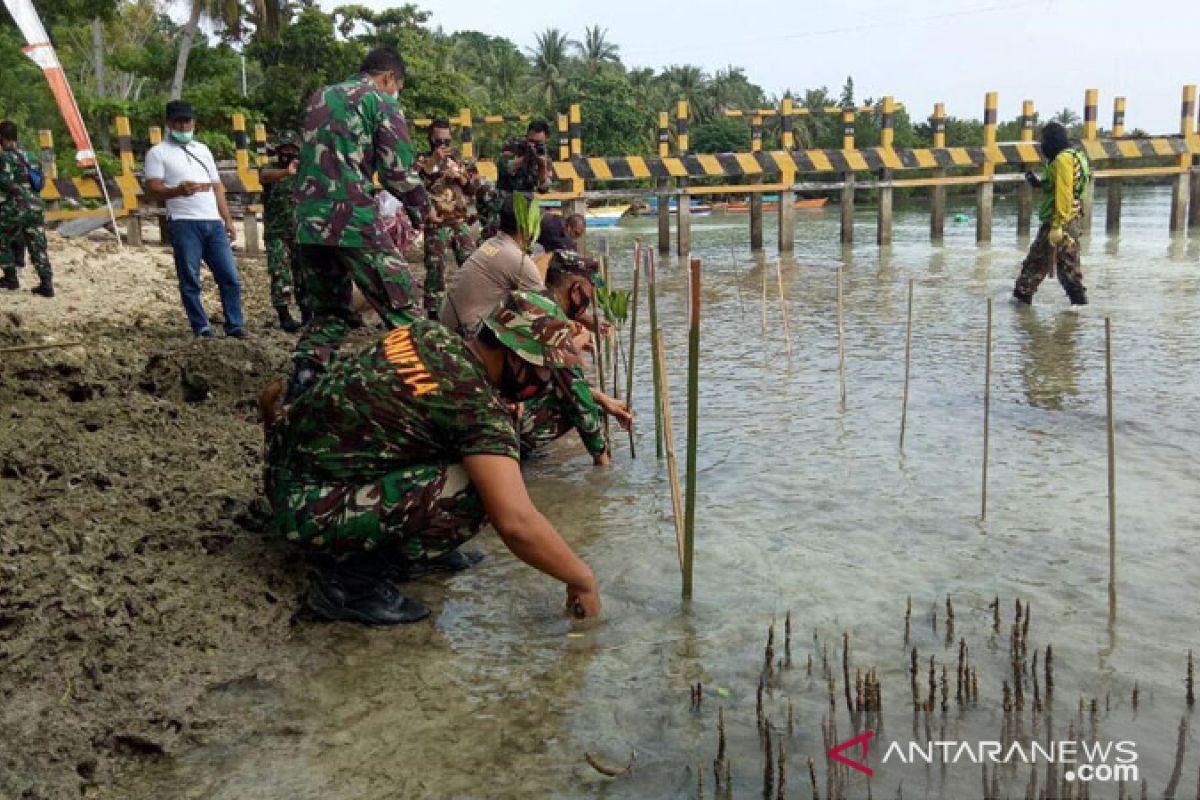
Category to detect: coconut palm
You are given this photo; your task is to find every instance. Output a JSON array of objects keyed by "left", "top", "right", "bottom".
[
  {"left": 528, "top": 28, "right": 576, "bottom": 110},
  {"left": 577, "top": 25, "right": 619, "bottom": 71},
  {"left": 171, "top": 0, "right": 286, "bottom": 99}
]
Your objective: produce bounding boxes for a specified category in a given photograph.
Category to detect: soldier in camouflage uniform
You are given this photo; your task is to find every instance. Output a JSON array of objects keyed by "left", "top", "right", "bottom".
[
  {"left": 264, "top": 291, "right": 602, "bottom": 626},
  {"left": 520, "top": 250, "right": 632, "bottom": 464},
  {"left": 286, "top": 46, "right": 428, "bottom": 402},
  {"left": 0, "top": 121, "right": 53, "bottom": 297},
  {"left": 1013, "top": 122, "right": 1091, "bottom": 306},
  {"left": 259, "top": 132, "right": 304, "bottom": 332},
  {"left": 417, "top": 119, "right": 480, "bottom": 315},
  {"left": 478, "top": 119, "right": 552, "bottom": 239}
]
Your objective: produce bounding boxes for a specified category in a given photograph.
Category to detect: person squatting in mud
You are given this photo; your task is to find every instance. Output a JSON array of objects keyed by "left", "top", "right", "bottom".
[
  {"left": 285, "top": 46, "right": 428, "bottom": 403},
  {"left": 258, "top": 131, "right": 307, "bottom": 333},
  {"left": 1012, "top": 121, "right": 1092, "bottom": 306},
  {"left": 417, "top": 118, "right": 481, "bottom": 317},
  {"left": 262, "top": 291, "right": 602, "bottom": 626},
  {"left": 0, "top": 120, "right": 54, "bottom": 298}
]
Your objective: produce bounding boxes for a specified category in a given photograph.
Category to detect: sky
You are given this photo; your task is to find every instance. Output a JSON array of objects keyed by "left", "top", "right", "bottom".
[{"left": 323, "top": 0, "right": 1200, "bottom": 134}]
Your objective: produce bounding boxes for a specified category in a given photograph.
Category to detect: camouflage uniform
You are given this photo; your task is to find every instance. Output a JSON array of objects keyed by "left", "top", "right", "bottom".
[
  {"left": 1015, "top": 148, "right": 1090, "bottom": 303},
  {"left": 418, "top": 150, "right": 480, "bottom": 314},
  {"left": 266, "top": 320, "right": 518, "bottom": 556},
  {"left": 0, "top": 147, "right": 51, "bottom": 284},
  {"left": 479, "top": 139, "right": 551, "bottom": 239},
  {"left": 291, "top": 74, "right": 428, "bottom": 367},
  {"left": 519, "top": 366, "right": 607, "bottom": 458},
  {"left": 262, "top": 172, "right": 302, "bottom": 312}
]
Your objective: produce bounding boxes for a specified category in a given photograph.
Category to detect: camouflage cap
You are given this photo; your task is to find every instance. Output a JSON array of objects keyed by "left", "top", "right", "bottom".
[
  {"left": 547, "top": 250, "right": 600, "bottom": 284},
  {"left": 483, "top": 290, "right": 581, "bottom": 369},
  {"left": 271, "top": 131, "right": 301, "bottom": 151}
]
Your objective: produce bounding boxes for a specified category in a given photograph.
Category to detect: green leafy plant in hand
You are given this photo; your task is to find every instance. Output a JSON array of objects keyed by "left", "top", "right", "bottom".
[{"left": 512, "top": 192, "right": 542, "bottom": 253}]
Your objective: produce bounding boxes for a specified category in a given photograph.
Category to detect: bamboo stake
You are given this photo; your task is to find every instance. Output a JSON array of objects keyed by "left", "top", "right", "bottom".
[
  {"left": 682, "top": 258, "right": 701, "bottom": 599},
  {"left": 776, "top": 258, "right": 793, "bottom": 357},
  {"left": 761, "top": 258, "right": 768, "bottom": 336},
  {"left": 981, "top": 297, "right": 993, "bottom": 519},
  {"left": 900, "top": 279, "right": 914, "bottom": 449},
  {"left": 648, "top": 252, "right": 664, "bottom": 459},
  {"left": 1105, "top": 317, "right": 1117, "bottom": 621},
  {"left": 655, "top": 328, "right": 685, "bottom": 570},
  {"left": 625, "top": 243, "right": 641, "bottom": 458},
  {"left": 835, "top": 263, "right": 847, "bottom": 411}
]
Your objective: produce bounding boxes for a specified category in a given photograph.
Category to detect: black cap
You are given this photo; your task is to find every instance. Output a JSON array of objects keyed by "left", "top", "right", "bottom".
[{"left": 165, "top": 100, "right": 194, "bottom": 121}]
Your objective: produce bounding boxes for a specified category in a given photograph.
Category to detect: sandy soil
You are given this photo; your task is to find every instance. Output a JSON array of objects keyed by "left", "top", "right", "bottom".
[{"left": 0, "top": 231, "right": 439, "bottom": 798}]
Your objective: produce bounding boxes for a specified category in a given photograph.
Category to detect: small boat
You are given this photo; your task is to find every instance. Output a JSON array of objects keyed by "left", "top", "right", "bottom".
[
  {"left": 725, "top": 197, "right": 829, "bottom": 212},
  {"left": 585, "top": 204, "right": 631, "bottom": 227},
  {"left": 638, "top": 198, "right": 712, "bottom": 216}
]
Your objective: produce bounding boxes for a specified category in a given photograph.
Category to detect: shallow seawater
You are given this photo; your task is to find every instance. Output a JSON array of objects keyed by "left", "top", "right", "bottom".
[{"left": 125, "top": 187, "right": 1200, "bottom": 799}]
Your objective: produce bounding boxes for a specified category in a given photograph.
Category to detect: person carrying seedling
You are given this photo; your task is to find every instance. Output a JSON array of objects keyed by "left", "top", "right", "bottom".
[
  {"left": 1013, "top": 121, "right": 1091, "bottom": 306},
  {"left": 0, "top": 120, "right": 53, "bottom": 297}
]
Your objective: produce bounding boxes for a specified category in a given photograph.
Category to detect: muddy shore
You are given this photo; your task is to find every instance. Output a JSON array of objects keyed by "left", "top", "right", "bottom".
[{"left": 0, "top": 233, "right": 447, "bottom": 798}]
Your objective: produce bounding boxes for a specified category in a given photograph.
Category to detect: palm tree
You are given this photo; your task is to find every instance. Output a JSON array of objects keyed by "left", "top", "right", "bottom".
[
  {"left": 528, "top": 28, "right": 576, "bottom": 110},
  {"left": 577, "top": 25, "right": 619, "bottom": 71},
  {"left": 486, "top": 46, "right": 527, "bottom": 108},
  {"left": 171, "top": 0, "right": 285, "bottom": 99},
  {"left": 661, "top": 64, "right": 706, "bottom": 118},
  {"left": 1052, "top": 108, "right": 1081, "bottom": 127}
]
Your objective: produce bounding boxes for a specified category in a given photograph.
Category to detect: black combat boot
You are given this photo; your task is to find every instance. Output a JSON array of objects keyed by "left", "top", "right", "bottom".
[
  {"left": 399, "top": 549, "right": 484, "bottom": 580},
  {"left": 276, "top": 305, "right": 302, "bottom": 332},
  {"left": 306, "top": 553, "right": 430, "bottom": 626},
  {"left": 30, "top": 276, "right": 54, "bottom": 298},
  {"left": 1068, "top": 287, "right": 1088, "bottom": 306},
  {"left": 1, "top": 268, "right": 18, "bottom": 290},
  {"left": 283, "top": 357, "right": 322, "bottom": 404},
  {"left": 1012, "top": 288, "right": 1032, "bottom": 306}
]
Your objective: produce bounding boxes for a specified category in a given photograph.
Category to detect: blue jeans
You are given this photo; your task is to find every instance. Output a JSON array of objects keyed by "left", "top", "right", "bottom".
[{"left": 168, "top": 219, "right": 245, "bottom": 335}]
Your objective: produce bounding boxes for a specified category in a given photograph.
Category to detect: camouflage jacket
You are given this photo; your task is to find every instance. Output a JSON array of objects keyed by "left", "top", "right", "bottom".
[
  {"left": 261, "top": 170, "right": 297, "bottom": 241},
  {"left": 267, "top": 320, "right": 519, "bottom": 483},
  {"left": 0, "top": 147, "right": 43, "bottom": 222},
  {"left": 417, "top": 149, "right": 482, "bottom": 226},
  {"left": 292, "top": 74, "right": 427, "bottom": 249},
  {"left": 496, "top": 139, "right": 552, "bottom": 194}
]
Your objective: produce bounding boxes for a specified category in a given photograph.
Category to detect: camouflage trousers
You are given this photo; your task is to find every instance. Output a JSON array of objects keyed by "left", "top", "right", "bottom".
[
  {"left": 265, "top": 236, "right": 302, "bottom": 310},
  {"left": 519, "top": 392, "right": 574, "bottom": 457},
  {"left": 422, "top": 221, "right": 476, "bottom": 313},
  {"left": 268, "top": 463, "right": 486, "bottom": 558},
  {"left": 1015, "top": 219, "right": 1085, "bottom": 301},
  {"left": 0, "top": 213, "right": 52, "bottom": 281},
  {"left": 294, "top": 244, "right": 419, "bottom": 367}
]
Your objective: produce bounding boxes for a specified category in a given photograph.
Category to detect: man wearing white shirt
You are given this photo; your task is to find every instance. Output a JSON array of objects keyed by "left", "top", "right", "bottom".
[{"left": 144, "top": 100, "right": 246, "bottom": 338}]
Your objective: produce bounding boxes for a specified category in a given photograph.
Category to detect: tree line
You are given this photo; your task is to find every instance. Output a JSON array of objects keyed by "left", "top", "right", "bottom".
[{"left": 3, "top": 0, "right": 1121, "bottom": 177}]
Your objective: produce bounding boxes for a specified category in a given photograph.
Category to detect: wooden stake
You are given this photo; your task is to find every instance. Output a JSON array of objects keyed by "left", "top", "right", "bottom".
[
  {"left": 900, "top": 278, "right": 914, "bottom": 449},
  {"left": 0, "top": 340, "right": 85, "bottom": 355},
  {"left": 682, "top": 258, "right": 701, "bottom": 599},
  {"left": 625, "top": 243, "right": 641, "bottom": 458},
  {"left": 1105, "top": 317, "right": 1117, "bottom": 621},
  {"left": 655, "top": 329, "right": 686, "bottom": 571},
  {"left": 982, "top": 297, "right": 993, "bottom": 519},
  {"left": 837, "top": 262, "right": 847, "bottom": 409},
  {"left": 776, "top": 257, "right": 793, "bottom": 357},
  {"left": 648, "top": 252, "right": 664, "bottom": 458},
  {"left": 592, "top": 256, "right": 610, "bottom": 450}
]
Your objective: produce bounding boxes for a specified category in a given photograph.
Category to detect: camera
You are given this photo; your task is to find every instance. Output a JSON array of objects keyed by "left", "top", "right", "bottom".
[{"left": 514, "top": 139, "right": 547, "bottom": 159}]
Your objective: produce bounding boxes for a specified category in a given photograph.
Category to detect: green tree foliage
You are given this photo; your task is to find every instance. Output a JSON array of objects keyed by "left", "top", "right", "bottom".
[
  {"left": 690, "top": 117, "right": 750, "bottom": 154},
  {"left": 7, "top": 1, "right": 1065, "bottom": 177}
]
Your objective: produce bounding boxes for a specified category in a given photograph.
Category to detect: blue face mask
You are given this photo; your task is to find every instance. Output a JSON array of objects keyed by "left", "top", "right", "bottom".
[{"left": 170, "top": 129, "right": 194, "bottom": 145}]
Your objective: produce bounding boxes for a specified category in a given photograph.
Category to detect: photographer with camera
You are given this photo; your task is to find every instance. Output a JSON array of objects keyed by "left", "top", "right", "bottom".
[{"left": 497, "top": 120, "right": 552, "bottom": 195}]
